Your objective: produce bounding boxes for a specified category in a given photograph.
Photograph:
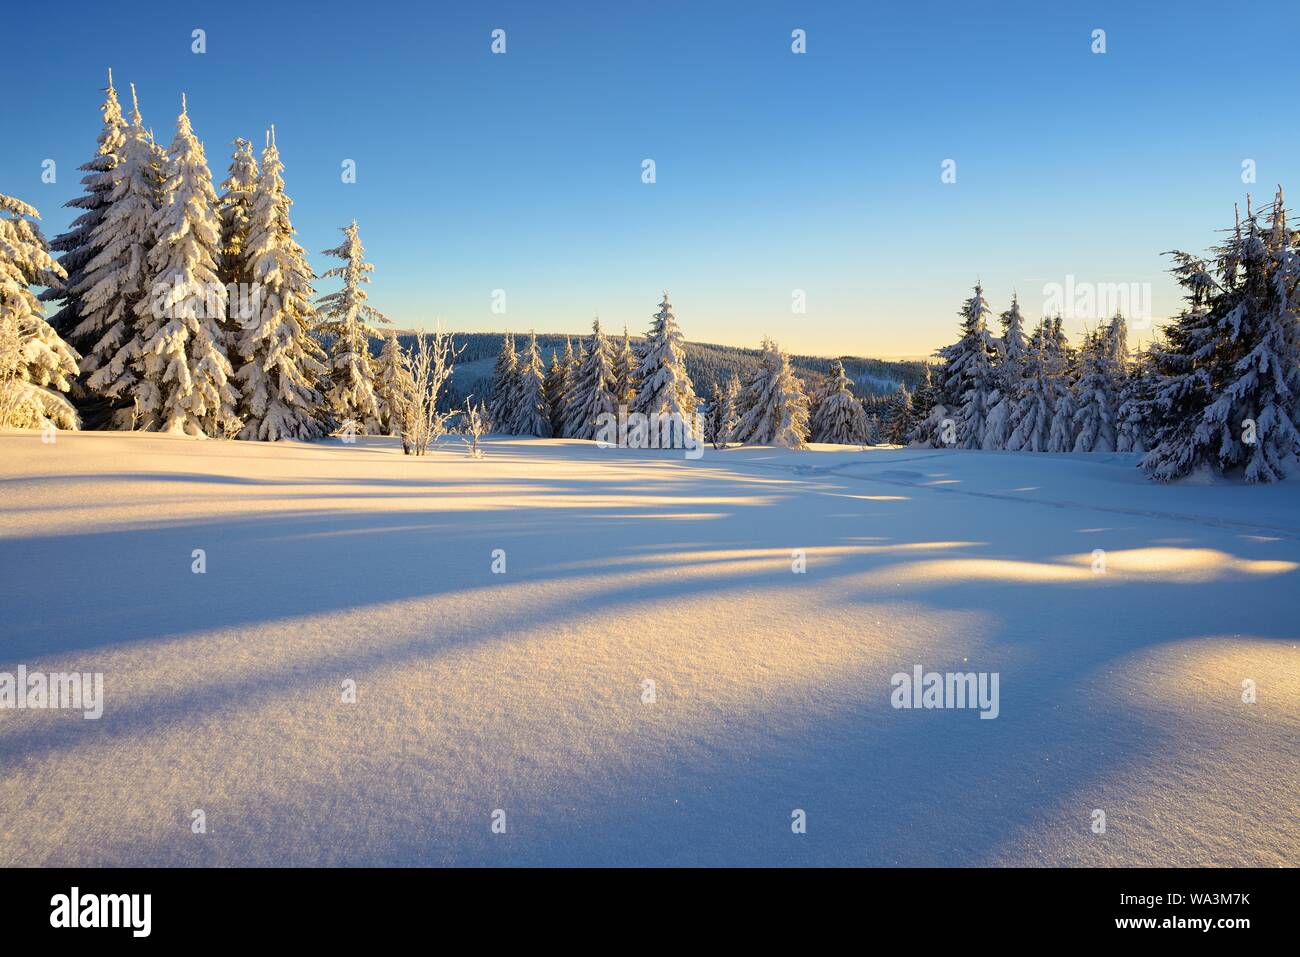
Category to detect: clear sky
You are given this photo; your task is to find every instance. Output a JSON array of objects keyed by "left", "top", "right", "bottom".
[{"left": 5, "top": 0, "right": 1296, "bottom": 358}]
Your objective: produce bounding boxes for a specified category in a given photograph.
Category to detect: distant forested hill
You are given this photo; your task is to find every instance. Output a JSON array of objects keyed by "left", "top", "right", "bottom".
[{"left": 370, "top": 331, "right": 925, "bottom": 410}]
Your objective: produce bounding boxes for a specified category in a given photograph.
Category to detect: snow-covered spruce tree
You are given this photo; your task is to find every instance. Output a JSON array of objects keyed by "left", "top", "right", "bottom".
[
  {"left": 1070, "top": 323, "right": 1124, "bottom": 452},
  {"left": 804, "top": 368, "right": 835, "bottom": 423},
  {"left": 0, "top": 194, "right": 80, "bottom": 429},
  {"left": 1047, "top": 374, "right": 1079, "bottom": 452},
  {"left": 67, "top": 86, "right": 162, "bottom": 423},
  {"left": 1103, "top": 311, "right": 1129, "bottom": 365},
  {"left": 936, "top": 284, "right": 999, "bottom": 449},
  {"left": 704, "top": 375, "right": 738, "bottom": 448},
  {"left": 717, "top": 372, "right": 741, "bottom": 446},
  {"left": 544, "top": 337, "right": 573, "bottom": 434},
  {"left": 375, "top": 328, "right": 414, "bottom": 445},
  {"left": 1039, "top": 313, "right": 1073, "bottom": 360},
  {"left": 217, "top": 138, "right": 258, "bottom": 291},
  {"left": 613, "top": 326, "right": 638, "bottom": 409},
  {"left": 556, "top": 337, "right": 582, "bottom": 436},
  {"left": 564, "top": 319, "right": 618, "bottom": 440},
  {"left": 1116, "top": 340, "right": 1157, "bottom": 453},
  {"left": 316, "top": 220, "right": 389, "bottom": 433},
  {"left": 234, "top": 127, "right": 327, "bottom": 440},
  {"left": 731, "top": 338, "right": 810, "bottom": 448},
  {"left": 1037, "top": 316, "right": 1077, "bottom": 452},
  {"left": 542, "top": 350, "right": 563, "bottom": 431},
  {"left": 559, "top": 336, "right": 589, "bottom": 438},
  {"left": 810, "top": 359, "right": 868, "bottom": 444},
  {"left": 129, "top": 95, "right": 239, "bottom": 436},
  {"left": 864, "top": 412, "right": 882, "bottom": 446},
  {"left": 542, "top": 350, "right": 562, "bottom": 432},
  {"left": 1143, "top": 191, "right": 1300, "bottom": 482},
  {"left": 912, "top": 399, "right": 952, "bottom": 447},
  {"left": 905, "top": 363, "right": 945, "bottom": 446},
  {"left": 487, "top": 331, "right": 519, "bottom": 433},
  {"left": 1004, "top": 336, "right": 1059, "bottom": 452},
  {"left": 631, "top": 292, "right": 699, "bottom": 444},
  {"left": 42, "top": 71, "right": 126, "bottom": 351},
  {"left": 883, "top": 383, "right": 916, "bottom": 445},
  {"left": 514, "top": 332, "right": 551, "bottom": 437},
  {"left": 1219, "top": 193, "right": 1300, "bottom": 481},
  {"left": 703, "top": 381, "right": 723, "bottom": 445},
  {"left": 983, "top": 293, "right": 1029, "bottom": 449}
]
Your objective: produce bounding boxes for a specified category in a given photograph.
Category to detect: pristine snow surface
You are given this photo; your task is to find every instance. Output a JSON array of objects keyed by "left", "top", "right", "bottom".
[{"left": 0, "top": 431, "right": 1296, "bottom": 866}]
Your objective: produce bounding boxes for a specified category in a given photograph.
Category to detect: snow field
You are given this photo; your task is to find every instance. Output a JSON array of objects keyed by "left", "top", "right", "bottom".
[{"left": 0, "top": 432, "right": 1296, "bottom": 865}]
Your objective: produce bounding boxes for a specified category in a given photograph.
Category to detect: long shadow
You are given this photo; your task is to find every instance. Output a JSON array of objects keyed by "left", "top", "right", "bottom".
[{"left": 1, "top": 451, "right": 1296, "bottom": 865}]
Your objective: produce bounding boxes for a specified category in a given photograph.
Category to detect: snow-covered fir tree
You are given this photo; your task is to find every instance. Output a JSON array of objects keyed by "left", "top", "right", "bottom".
[
  {"left": 234, "top": 127, "right": 327, "bottom": 440},
  {"left": 1035, "top": 316, "right": 1076, "bottom": 452},
  {"left": 864, "top": 411, "right": 882, "bottom": 445},
  {"left": 1047, "top": 372, "right": 1079, "bottom": 452},
  {"left": 706, "top": 372, "right": 741, "bottom": 448},
  {"left": 487, "top": 332, "right": 520, "bottom": 433},
  {"left": 613, "top": 326, "right": 638, "bottom": 409},
  {"left": 68, "top": 85, "right": 163, "bottom": 422},
  {"left": 1037, "top": 314, "right": 1072, "bottom": 358},
  {"left": 42, "top": 71, "right": 125, "bottom": 358},
  {"left": 809, "top": 359, "right": 868, "bottom": 444},
  {"left": 1116, "top": 340, "right": 1157, "bottom": 453},
  {"left": 374, "top": 329, "right": 414, "bottom": 444},
  {"left": 1070, "top": 321, "right": 1125, "bottom": 452},
  {"left": 936, "top": 283, "right": 999, "bottom": 449},
  {"left": 631, "top": 292, "right": 698, "bottom": 444},
  {"left": 983, "top": 293, "right": 1029, "bottom": 449},
  {"left": 906, "top": 364, "right": 948, "bottom": 446},
  {"left": 1219, "top": 192, "right": 1300, "bottom": 482},
  {"left": 805, "top": 368, "right": 836, "bottom": 420},
  {"left": 1143, "top": 190, "right": 1300, "bottom": 482},
  {"left": 882, "top": 383, "right": 915, "bottom": 445},
  {"left": 130, "top": 95, "right": 239, "bottom": 436},
  {"left": 560, "top": 336, "right": 590, "bottom": 438},
  {"left": 513, "top": 332, "right": 551, "bottom": 437},
  {"left": 0, "top": 194, "right": 80, "bottom": 429},
  {"left": 731, "top": 338, "right": 810, "bottom": 448},
  {"left": 217, "top": 138, "right": 258, "bottom": 291},
  {"left": 545, "top": 337, "right": 575, "bottom": 434},
  {"left": 703, "top": 381, "right": 723, "bottom": 446},
  {"left": 543, "top": 349, "right": 564, "bottom": 432},
  {"left": 1103, "top": 311, "right": 1129, "bottom": 365},
  {"left": 564, "top": 319, "right": 618, "bottom": 440},
  {"left": 316, "top": 220, "right": 389, "bottom": 433},
  {"left": 1005, "top": 336, "right": 1061, "bottom": 452}
]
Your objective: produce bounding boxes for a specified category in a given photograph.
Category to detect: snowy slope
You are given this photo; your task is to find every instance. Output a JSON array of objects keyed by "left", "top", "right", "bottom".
[{"left": 0, "top": 432, "right": 1296, "bottom": 866}]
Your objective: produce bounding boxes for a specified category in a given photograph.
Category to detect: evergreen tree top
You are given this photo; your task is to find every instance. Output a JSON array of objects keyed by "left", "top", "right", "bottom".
[{"left": 221, "top": 139, "right": 258, "bottom": 193}]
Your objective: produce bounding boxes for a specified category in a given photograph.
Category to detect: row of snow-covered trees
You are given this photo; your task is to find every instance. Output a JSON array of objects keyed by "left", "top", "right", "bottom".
[
  {"left": 1, "top": 72, "right": 403, "bottom": 440},
  {"left": 487, "top": 293, "right": 702, "bottom": 441},
  {"left": 487, "top": 295, "right": 875, "bottom": 450},
  {"left": 907, "top": 289, "right": 1136, "bottom": 456},
  {"left": 908, "top": 189, "right": 1300, "bottom": 481}
]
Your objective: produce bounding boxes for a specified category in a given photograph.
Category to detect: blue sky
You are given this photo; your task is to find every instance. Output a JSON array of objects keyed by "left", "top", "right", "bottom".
[{"left": 5, "top": 0, "right": 1296, "bottom": 357}]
